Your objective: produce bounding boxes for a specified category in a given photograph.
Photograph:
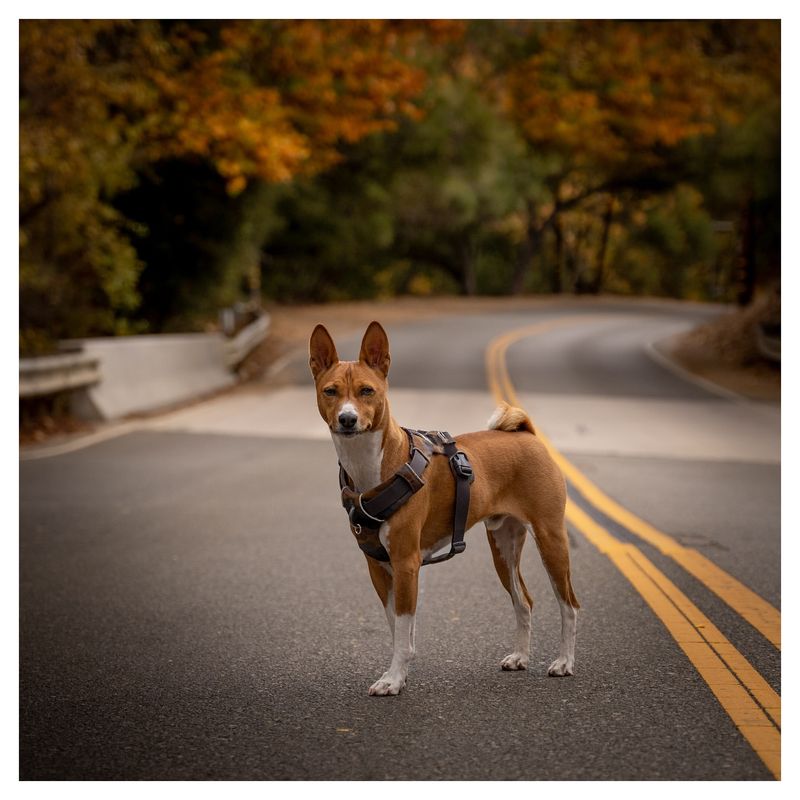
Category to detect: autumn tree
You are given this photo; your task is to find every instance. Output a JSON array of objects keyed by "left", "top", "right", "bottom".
[
  {"left": 683, "top": 21, "right": 780, "bottom": 304},
  {"left": 20, "top": 20, "right": 779, "bottom": 339},
  {"left": 20, "top": 20, "right": 455, "bottom": 349},
  {"left": 20, "top": 21, "right": 160, "bottom": 351},
  {"left": 496, "top": 20, "right": 778, "bottom": 295}
]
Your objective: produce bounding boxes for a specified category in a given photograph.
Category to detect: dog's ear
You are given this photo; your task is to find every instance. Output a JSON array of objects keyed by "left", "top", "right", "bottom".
[
  {"left": 309, "top": 324, "right": 339, "bottom": 380},
  {"left": 359, "top": 321, "right": 390, "bottom": 378}
]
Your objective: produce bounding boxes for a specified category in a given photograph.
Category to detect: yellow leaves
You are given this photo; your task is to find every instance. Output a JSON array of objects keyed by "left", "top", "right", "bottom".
[
  {"left": 129, "top": 21, "right": 435, "bottom": 186},
  {"left": 407, "top": 273, "right": 434, "bottom": 296},
  {"left": 504, "top": 20, "right": 757, "bottom": 171},
  {"left": 226, "top": 176, "right": 247, "bottom": 196}
]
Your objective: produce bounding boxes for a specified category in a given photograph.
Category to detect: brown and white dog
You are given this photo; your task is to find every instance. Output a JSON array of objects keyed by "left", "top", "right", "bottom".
[{"left": 310, "top": 321, "right": 579, "bottom": 696}]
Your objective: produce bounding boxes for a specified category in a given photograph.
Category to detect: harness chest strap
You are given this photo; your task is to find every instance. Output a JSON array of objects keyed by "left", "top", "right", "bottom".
[{"left": 338, "top": 428, "right": 474, "bottom": 566}]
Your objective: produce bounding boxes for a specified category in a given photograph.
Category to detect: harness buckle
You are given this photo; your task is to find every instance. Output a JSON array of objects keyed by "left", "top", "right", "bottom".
[
  {"left": 426, "top": 430, "right": 453, "bottom": 448},
  {"left": 396, "top": 449, "right": 428, "bottom": 492},
  {"left": 450, "top": 451, "right": 474, "bottom": 483}
]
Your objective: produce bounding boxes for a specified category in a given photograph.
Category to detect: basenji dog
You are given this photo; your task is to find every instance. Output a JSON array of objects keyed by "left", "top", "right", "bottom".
[{"left": 310, "top": 321, "right": 579, "bottom": 696}]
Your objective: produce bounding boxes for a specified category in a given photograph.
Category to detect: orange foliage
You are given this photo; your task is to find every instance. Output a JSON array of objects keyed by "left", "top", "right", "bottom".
[
  {"left": 505, "top": 21, "right": 725, "bottom": 170},
  {"left": 19, "top": 20, "right": 459, "bottom": 343},
  {"left": 148, "top": 21, "right": 451, "bottom": 192},
  {"left": 21, "top": 20, "right": 451, "bottom": 199}
]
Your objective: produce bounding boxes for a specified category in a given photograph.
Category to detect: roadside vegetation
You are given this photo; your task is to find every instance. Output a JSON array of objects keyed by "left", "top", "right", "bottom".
[
  {"left": 20, "top": 20, "right": 779, "bottom": 355},
  {"left": 666, "top": 287, "right": 780, "bottom": 401}
]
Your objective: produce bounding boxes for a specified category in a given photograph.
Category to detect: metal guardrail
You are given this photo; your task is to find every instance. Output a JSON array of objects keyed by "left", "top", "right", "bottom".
[
  {"left": 225, "top": 313, "right": 270, "bottom": 368},
  {"left": 19, "top": 350, "right": 100, "bottom": 398},
  {"left": 756, "top": 324, "right": 780, "bottom": 363},
  {"left": 20, "top": 311, "right": 270, "bottom": 400}
]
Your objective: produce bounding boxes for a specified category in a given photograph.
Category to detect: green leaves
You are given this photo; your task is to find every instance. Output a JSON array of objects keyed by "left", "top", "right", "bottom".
[
  {"left": 19, "top": 21, "right": 438, "bottom": 348},
  {"left": 19, "top": 20, "right": 780, "bottom": 350}
]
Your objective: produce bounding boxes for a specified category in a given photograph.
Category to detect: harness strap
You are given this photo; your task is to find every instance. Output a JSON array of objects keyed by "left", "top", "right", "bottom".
[
  {"left": 338, "top": 428, "right": 474, "bottom": 567},
  {"left": 340, "top": 446, "right": 429, "bottom": 522},
  {"left": 417, "top": 431, "right": 474, "bottom": 565}
]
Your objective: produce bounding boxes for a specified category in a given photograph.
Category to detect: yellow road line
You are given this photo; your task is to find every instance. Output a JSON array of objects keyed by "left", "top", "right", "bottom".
[
  {"left": 566, "top": 501, "right": 780, "bottom": 779},
  {"left": 486, "top": 321, "right": 781, "bottom": 650},
  {"left": 484, "top": 319, "right": 781, "bottom": 779}
]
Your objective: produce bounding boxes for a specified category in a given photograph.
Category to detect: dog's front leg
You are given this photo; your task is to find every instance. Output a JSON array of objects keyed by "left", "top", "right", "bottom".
[
  {"left": 366, "top": 556, "right": 395, "bottom": 642},
  {"left": 368, "top": 552, "right": 420, "bottom": 696}
]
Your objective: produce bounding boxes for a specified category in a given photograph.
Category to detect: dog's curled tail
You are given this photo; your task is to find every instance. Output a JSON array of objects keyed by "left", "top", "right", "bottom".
[{"left": 487, "top": 401, "right": 536, "bottom": 435}]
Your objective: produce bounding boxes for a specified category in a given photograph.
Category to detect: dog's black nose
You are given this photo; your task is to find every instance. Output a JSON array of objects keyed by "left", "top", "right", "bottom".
[{"left": 338, "top": 411, "right": 358, "bottom": 429}]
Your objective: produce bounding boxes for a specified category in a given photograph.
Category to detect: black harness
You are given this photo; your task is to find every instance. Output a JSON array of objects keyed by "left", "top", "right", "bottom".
[{"left": 338, "top": 428, "right": 475, "bottom": 566}]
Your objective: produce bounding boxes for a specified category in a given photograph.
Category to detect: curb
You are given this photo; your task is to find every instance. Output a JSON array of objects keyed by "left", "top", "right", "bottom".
[
  {"left": 19, "top": 420, "right": 142, "bottom": 461},
  {"left": 644, "top": 335, "right": 754, "bottom": 405}
]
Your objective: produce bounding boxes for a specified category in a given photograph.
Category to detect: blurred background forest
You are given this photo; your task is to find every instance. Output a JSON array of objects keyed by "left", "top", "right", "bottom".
[{"left": 20, "top": 20, "right": 780, "bottom": 354}]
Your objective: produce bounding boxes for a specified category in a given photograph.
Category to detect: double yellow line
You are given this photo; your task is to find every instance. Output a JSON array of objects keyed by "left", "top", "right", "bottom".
[{"left": 485, "top": 318, "right": 781, "bottom": 780}]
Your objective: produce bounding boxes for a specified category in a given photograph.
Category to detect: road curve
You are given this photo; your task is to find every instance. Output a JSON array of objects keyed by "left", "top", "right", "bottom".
[{"left": 20, "top": 300, "right": 780, "bottom": 779}]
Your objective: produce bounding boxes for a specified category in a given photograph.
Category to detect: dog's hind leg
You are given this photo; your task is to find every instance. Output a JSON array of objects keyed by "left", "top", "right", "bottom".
[
  {"left": 487, "top": 517, "right": 533, "bottom": 671},
  {"left": 526, "top": 516, "right": 579, "bottom": 676}
]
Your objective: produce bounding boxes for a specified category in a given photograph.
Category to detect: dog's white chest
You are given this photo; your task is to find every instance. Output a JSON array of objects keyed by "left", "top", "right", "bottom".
[{"left": 332, "top": 431, "right": 384, "bottom": 491}]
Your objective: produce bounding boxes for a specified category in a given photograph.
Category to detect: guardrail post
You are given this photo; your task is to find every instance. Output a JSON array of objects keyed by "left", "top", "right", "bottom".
[
  {"left": 225, "top": 312, "right": 271, "bottom": 369},
  {"left": 756, "top": 323, "right": 780, "bottom": 363}
]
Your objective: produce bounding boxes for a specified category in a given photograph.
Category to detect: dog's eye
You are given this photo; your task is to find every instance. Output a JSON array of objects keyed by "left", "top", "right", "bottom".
[
  {"left": 323, "top": 386, "right": 337, "bottom": 397},
  {"left": 360, "top": 387, "right": 375, "bottom": 396}
]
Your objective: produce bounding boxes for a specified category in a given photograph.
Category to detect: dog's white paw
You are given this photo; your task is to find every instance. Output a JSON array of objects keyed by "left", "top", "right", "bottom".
[
  {"left": 500, "top": 652, "right": 529, "bottom": 671},
  {"left": 368, "top": 671, "right": 406, "bottom": 696},
  {"left": 547, "top": 657, "right": 574, "bottom": 676}
]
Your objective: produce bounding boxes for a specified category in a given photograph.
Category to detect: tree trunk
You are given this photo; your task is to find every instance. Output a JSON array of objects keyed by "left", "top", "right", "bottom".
[
  {"left": 461, "top": 239, "right": 478, "bottom": 296},
  {"left": 592, "top": 195, "right": 614, "bottom": 294},
  {"left": 551, "top": 214, "right": 564, "bottom": 293},
  {"left": 569, "top": 217, "right": 594, "bottom": 293},
  {"left": 736, "top": 193, "right": 757, "bottom": 307},
  {"left": 512, "top": 244, "right": 529, "bottom": 295},
  {"left": 511, "top": 200, "right": 538, "bottom": 295}
]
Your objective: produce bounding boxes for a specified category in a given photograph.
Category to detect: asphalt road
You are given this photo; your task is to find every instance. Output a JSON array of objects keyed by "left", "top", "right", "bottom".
[{"left": 20, "top": 300, "right": 780, "bottom": 780}]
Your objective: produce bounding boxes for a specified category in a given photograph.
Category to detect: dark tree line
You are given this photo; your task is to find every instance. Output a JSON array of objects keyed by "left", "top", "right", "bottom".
[{"left": 20, "top": 20, "right": 779, "bottom": 351}]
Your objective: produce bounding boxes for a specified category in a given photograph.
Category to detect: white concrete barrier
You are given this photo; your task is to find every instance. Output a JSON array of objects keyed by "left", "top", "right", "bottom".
[
  {"left": 23, "top": 312, "right": 270, "bottom": 421},
  {"left": 64, "top": 333, "right": 236, "bottom": 420}
]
